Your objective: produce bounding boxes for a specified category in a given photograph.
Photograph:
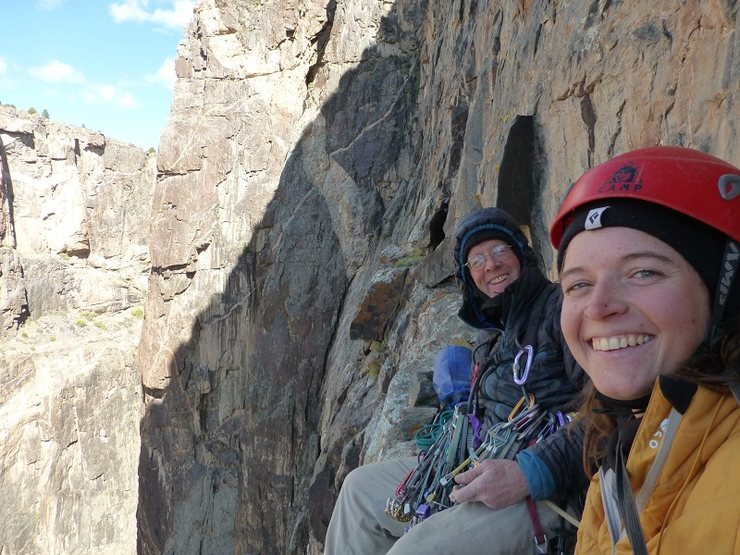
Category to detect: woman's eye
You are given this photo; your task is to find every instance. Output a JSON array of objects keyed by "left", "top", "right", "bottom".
[
  {"left": 632, "top": 269, "right": 660, "bottom": 279},
  {"left": 563, "top": 281, "right": 589, "bottom": 294}
]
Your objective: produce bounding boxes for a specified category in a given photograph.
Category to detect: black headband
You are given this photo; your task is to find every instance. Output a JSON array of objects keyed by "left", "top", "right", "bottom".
[{"left": 557, "top": 199, "right": 725, "bottom": 302}]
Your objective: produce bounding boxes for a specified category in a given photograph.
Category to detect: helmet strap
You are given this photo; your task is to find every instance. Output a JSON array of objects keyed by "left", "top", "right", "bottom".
[{"left": 710, "top": 239, "right": 739, "bottom": 344}]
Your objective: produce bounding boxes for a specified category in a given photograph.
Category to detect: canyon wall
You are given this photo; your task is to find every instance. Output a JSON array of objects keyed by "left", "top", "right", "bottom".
[
  {"left": 138, "top": 0, "right": 738, "bottom": 554},
  {"left": 0, "top": 106, "right": 154, "bottom": 554},
  {"left": 1, "top": 0, "right": 737, "bottom": 553}
]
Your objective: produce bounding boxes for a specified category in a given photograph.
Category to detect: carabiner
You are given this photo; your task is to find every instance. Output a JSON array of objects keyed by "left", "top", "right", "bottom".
[
  {"left": 508, "top": 393, "right": 536, "bottom": 421},
  {"left": 513, "top": 345, "right": 534, "bottom": 385}
]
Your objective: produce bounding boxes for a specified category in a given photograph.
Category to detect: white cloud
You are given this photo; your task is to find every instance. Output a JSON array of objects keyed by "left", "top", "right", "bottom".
[
  {"left": 81, "top": 83, "right": 138, "bottom": 109},
  {"left": 0, "top": 57, "right": 7, "bottom": 75},
  {"left": 36, "top": 0, "right": 64, "bottom": 10},
  {"left": 29, "top": 61, "right": 85, "bottom": 84},
  {"left": 98, "top": 84, "right": 117, "bottom": 100},
  {"left": 145, "top": 57, "right": 176, "bottom": 91},
  {"left": 119, "top": 93, "right": 137, "bottom": 108},
  {"left": 109, "top": 0, "right": 195, "bottom": 30},
  {"left": 109, "top": 0, "right": 148, "bottom": 23}
]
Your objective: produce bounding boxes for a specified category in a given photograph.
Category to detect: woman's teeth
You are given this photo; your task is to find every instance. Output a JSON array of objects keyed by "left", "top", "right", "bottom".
[
  {"left": 592, "top": 334, "right": 653, "bottom": 352},
  {"left": 490, "top": 274, "right": 508, "bottom": 284}
]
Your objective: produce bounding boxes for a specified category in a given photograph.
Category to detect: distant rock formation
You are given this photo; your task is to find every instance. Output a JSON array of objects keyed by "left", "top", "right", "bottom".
[
  {"left": 2, "top": 0, "right": 739, "bottom": 553},
  {"left": 0, "top": 105, "right": 154, "bottom": 554},
  {"left": 137, "top": 1, "right": 738, "bottom": 554}
]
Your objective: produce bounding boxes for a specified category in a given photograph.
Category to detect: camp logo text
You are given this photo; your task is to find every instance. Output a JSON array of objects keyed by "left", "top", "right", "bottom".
[{"left": 598, "top": 164, "right": 643, "bottom": 193}]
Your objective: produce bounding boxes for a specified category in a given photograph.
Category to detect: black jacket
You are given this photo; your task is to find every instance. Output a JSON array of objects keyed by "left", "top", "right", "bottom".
[{"left": 454, "top": 207, "right": 588, "bottom": 501}]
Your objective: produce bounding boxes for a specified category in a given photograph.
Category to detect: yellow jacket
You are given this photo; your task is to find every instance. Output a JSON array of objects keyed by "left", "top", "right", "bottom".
[{"left": 575, "top": 379, "right": 740, "bottom": 554}]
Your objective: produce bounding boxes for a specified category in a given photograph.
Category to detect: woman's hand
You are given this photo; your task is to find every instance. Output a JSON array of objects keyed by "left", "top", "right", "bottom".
[{"left": 449, "top": 459, "right": 530, "bottom": 509}]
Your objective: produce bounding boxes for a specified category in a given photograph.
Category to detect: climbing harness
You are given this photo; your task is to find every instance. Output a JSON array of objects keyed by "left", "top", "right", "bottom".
[{"left": 526, "top": 495, "right": 549, "bottom": 553}]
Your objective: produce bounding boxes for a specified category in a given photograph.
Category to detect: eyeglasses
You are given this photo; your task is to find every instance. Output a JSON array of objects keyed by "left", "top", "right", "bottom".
[{"left": 465, "top": 244, "right": 513, "bottom": 272}]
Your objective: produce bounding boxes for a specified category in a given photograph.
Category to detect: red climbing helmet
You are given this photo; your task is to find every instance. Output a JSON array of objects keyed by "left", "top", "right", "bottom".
[{"left": 550, "top": 145, "right": 740, "bottom": 248}]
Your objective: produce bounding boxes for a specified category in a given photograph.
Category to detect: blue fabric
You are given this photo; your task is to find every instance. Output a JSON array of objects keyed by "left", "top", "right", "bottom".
[
  {"left": 516, "top": 450, "right": 556, "bottom": 500},
  {"left": 432, "top": 345, "right": 473, "bottom": 407}
]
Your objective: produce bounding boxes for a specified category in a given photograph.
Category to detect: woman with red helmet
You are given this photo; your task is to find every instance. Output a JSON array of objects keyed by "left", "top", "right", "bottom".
[{"left": 551, "top": 146, "right": 739, "bottom": 554}]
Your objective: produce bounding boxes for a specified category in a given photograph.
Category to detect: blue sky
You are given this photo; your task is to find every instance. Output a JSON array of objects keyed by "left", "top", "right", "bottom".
[{"left": 0, "top": 0, "right": 196, "bottom": 150}]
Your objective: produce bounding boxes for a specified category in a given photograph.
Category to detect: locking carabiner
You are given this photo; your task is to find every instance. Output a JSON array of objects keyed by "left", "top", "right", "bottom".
[{"left": 513, "top": 345, "right": 534, "bottom": 385}]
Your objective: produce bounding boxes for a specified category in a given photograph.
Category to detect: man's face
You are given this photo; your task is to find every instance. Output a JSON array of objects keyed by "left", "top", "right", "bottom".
[{"left": 466, "top": 239, "right": 521, "bottom": 298}]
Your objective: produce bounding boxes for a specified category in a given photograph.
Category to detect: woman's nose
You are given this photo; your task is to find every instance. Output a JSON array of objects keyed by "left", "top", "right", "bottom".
[{"left": 584, "top": 281, "right": 627, "bottom": 320}]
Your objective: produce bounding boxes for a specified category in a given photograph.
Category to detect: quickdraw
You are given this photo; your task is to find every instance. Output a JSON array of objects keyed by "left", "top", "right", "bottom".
[
  {"left": 386, "top": 402, "right": 574, "bottom": 529},
  {"left": 386, "top": 343, "right": 576, "bottom": 534},
  {"left": 385, "top": 405, "right": 472, "bottom": 526}
]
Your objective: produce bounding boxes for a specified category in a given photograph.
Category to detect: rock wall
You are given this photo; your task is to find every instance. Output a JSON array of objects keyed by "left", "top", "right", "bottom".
[
  {"left": 0, "top": 106, "right": 155, "bottom": 554},
  {"left": 138, "top": 0, "right": 738, "bottom": 553},
  {"left": 2, "top": 0, "right": 735, "bottom": 553}
]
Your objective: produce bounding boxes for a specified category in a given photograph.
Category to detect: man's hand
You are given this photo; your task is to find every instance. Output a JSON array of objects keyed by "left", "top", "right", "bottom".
[{"left": 448, "top": 459, "right": 530, "bottom": 510}]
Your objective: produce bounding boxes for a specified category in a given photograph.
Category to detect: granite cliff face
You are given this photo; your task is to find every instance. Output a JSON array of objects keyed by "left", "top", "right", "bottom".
[
  {"left": 0, "top": 106, "right": 154, "bottom": 554},
  {"left": 2, "top": 0, "right": 738, "bottom": 554},
  {"left": 138, "top": 1, "right": 738, "bottom": 554}
]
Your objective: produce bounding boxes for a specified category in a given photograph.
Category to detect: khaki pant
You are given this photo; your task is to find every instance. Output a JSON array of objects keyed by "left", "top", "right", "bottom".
[{"left": 325, "top": 457, "right": 567, "bottom": 555}]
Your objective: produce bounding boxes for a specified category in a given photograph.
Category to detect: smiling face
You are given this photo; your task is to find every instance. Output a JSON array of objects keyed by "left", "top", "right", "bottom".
[
  {"left": 467, "top": 238, "right": 521, "bottom": 298},
  {"left": 559, "top": 227, "right": 710, "bottom": 400}
]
